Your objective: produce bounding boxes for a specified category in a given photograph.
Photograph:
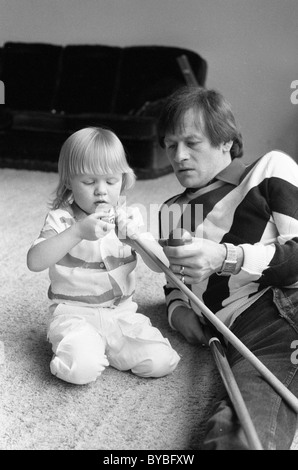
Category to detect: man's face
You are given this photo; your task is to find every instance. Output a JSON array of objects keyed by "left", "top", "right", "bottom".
[{"left": 164, "top": 109, "right": 232, "bottom": 189}]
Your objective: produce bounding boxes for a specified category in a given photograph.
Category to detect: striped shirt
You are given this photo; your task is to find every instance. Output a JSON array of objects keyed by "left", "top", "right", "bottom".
[
  {"left": 33, "top": 206, "right": 137, "bottom": 307},
  {"left": 159, "top": 151, "right": 298, "bottom": 328}
]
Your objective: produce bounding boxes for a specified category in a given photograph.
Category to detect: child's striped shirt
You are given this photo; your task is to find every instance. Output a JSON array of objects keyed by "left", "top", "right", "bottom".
[{"left": 32, "top": 206, "right": 137, "bottom": 307}]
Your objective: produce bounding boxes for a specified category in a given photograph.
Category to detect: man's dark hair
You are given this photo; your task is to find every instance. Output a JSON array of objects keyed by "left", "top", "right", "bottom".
[{"left": 157, "top": 86, "right": 243, "bottom": 159}]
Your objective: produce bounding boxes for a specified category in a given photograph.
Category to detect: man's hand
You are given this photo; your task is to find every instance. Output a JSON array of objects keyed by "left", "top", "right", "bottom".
[
  {"left": 172, "top": 306, "right": 208, "bottom": 345},
  {"left": 163, "top": 237, "right": 226, "bottom": 284}
]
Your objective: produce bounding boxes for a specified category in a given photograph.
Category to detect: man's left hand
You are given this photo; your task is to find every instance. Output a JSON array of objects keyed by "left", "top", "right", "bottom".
[{"left": 163, "top": 237, "right": 226, "bottom": 284}]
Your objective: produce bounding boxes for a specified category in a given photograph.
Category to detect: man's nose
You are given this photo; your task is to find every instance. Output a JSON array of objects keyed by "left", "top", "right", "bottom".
[{"left": 173, "top": 143, "right": 189, "bottom": 163}]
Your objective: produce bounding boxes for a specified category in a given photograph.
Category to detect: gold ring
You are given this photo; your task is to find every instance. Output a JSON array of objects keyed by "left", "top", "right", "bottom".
[{"left": 179, "top": 266, "right": 185, "bottom": 276}]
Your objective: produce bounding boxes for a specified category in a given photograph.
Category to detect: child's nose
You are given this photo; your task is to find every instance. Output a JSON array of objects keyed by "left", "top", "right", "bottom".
[{"left": 94, "top": 182, "right": 107, "bottom": 195}]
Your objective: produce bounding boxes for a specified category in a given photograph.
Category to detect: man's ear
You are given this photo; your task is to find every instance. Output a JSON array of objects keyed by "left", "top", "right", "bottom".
[{"left": 222, "top": 140, "right": 233, "bottom": 152}]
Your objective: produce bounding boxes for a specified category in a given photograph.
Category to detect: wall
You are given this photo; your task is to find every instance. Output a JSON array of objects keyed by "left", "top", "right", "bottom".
[{"left": 1, "top": 0, "right": 298, "bottom": 162}]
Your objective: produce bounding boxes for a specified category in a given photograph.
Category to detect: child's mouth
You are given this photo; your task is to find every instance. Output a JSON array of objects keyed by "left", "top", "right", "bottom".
[{"left": 95, "top": 200, "right": 108, "bottom": 206}]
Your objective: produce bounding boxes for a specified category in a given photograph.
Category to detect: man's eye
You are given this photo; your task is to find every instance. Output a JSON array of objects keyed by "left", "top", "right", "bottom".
[{"left": 187, "top": 141, "right": 199, "bottom": 147}]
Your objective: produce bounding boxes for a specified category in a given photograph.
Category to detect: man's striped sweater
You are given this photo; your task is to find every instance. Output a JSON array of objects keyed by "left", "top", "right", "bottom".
[{"left": 159, "top": 151, "right": 298, "bottom": 328}]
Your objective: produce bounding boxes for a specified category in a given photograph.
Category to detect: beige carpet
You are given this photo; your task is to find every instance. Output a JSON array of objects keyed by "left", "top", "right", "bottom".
[{"left": 0, "top": 168, "right": 297, "bottom": 451}]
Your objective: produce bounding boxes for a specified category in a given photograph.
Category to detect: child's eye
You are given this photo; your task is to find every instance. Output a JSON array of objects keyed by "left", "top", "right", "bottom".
[
  {"left": 107, "top": 179, "right": 119, "bottom": 185},
  {"left": 83, "top": 181, "right": 94, "bottom": 185}
]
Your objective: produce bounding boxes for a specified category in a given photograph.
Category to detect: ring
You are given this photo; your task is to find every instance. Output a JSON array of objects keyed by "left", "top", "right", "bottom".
[
  {"left": 181, "top": 275, "right": 185, "bottom": 284},
  {"left": 179, "top": 266, "right": 185, "bottom": 276}
]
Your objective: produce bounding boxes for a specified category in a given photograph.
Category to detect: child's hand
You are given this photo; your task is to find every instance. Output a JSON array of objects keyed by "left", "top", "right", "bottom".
[
  {"left": 76, "top": 211, "right": 115, "bottom": 240},
  {"left": 115, "top": 206, "right": 144, "bottom": 243}
]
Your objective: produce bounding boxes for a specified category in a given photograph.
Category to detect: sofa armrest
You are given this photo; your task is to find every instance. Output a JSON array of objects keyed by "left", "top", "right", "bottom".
[
  {"left": 133, "top": 98, "right": 167, "bottom": 117},
  {"left": 113, "top": 45, "right": 207, "bottom": 115}
]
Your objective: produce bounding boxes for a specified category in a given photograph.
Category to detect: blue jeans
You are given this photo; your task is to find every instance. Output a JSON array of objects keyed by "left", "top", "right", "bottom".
[{"left": 202, "top": 288, "right": 298, "bottom": 450}]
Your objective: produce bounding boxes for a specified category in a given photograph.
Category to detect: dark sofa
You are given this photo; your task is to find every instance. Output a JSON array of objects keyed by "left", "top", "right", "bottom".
[{"left": 0, "top": 42, "right": 207, "bottom": 178}]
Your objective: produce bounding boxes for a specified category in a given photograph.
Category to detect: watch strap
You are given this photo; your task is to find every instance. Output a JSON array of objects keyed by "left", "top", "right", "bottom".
[{"left": 217, "top": 243, "right": 238, "bottom": 276}]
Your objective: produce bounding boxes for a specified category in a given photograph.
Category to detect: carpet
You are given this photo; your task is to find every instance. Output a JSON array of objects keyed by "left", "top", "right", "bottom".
[{"left": 0, "top": 168, "right": 297, "bottom": 451}]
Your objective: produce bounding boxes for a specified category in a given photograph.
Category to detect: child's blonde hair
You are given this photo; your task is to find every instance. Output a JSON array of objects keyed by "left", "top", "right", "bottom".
[{"left": 51, "top": 127, "right": 136, "bottom": 209}]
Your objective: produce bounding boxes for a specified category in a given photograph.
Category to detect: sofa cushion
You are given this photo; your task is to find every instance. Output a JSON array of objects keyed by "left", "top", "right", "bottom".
[
  {"left": 2, "top": 42, "right": 63, "bottom": 111},
  {"left": 12, "top": 111, "right": 157, "bottom": 139},
  {"left": 113, "top": 45, "right": 207, "bottom": 114},
  {"left": 12, "top": 111, "right": 68, "bottom": 131},
  {"left": 0, "top": 125, "right": 172, "bottom": 178},
  {"left": 0, "top": 109, "right": 13, "bottom": 130},
  {"left": 54, "top": 45, "right": 122, "bottom": 114}
]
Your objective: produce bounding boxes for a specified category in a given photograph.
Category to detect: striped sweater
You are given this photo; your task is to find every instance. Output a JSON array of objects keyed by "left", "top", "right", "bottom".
[
  {"left": 159, "top": 151, "right": 298, "bottom": 328},
  {"left": 33, "top": 206, "right": 137, "bottom": 307}
]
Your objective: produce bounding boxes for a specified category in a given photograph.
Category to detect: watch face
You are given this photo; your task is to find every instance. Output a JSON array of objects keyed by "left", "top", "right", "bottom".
[
  {"left": 224, "top": 262, "right": 236, "bottom": 270},
  {"left": 220, "top": 264, "right": 235, "bottom": 275}
]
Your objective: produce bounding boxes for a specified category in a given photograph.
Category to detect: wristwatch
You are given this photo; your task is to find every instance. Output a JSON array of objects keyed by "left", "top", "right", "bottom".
[{"left": 217, "top": 243, "right": 238, "bottom": 276}]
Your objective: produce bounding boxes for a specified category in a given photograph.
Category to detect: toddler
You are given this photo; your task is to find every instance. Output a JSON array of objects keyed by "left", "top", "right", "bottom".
[{"left": 27, "top": 127, "right": 180, "bottom": 385}]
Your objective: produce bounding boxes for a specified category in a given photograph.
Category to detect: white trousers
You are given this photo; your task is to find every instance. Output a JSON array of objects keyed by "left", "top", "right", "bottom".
[{"left": 47, "top": 301, "right": 180, "bottom": 385}]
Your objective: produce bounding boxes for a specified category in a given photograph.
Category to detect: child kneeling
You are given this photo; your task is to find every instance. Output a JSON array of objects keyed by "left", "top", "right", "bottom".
[{"left": 27, "top": 127, "right": 180, "bottom": 385}]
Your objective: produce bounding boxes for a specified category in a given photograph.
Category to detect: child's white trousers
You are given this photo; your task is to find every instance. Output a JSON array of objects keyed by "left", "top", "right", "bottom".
[{"left": 47, "top": 301, "right": 180, "bottom": 385}]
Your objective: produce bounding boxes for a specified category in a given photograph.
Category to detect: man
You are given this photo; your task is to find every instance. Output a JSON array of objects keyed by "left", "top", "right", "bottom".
[{"left": 157, "top": 85, "right": 298, "bottom": 450}]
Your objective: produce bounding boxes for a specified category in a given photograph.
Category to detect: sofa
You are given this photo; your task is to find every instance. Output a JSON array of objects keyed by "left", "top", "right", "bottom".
[{"left": 0, "top": 42, "right": 207, "bottom": 178}]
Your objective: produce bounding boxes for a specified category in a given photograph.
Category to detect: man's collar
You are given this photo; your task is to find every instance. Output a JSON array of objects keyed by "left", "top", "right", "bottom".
[
  {"left": 215, "top": 158, "right": 247, "bottom": 185},
  {"left": 186, "top": 159, "right": 247, "bottom": 196}
]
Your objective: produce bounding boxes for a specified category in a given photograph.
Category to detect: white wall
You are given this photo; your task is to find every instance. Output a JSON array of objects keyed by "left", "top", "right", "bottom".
[{"left": 1, "top": 0, "right": 298, "bottom": 162}]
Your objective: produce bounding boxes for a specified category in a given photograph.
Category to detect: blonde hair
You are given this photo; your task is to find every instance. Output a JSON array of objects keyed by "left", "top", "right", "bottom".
[{"left": 51, "top": 127, "right": 136, "bottom": 209}]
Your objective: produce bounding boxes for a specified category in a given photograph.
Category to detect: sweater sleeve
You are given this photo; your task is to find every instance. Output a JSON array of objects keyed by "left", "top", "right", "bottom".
[
  {"left": 163, "top": 279, "right": 192, "bottom": 329},
  {"left": 240, "top": 152, "right": 298, "bottom": 288},
  {"left": 159, "top": 198, "right": 192, "bottom": 328}
]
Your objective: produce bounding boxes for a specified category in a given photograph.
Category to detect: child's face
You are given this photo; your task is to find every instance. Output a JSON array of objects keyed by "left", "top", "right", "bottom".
[{"left": 69, "top": 172, "right": 123, "bottom": 214}]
